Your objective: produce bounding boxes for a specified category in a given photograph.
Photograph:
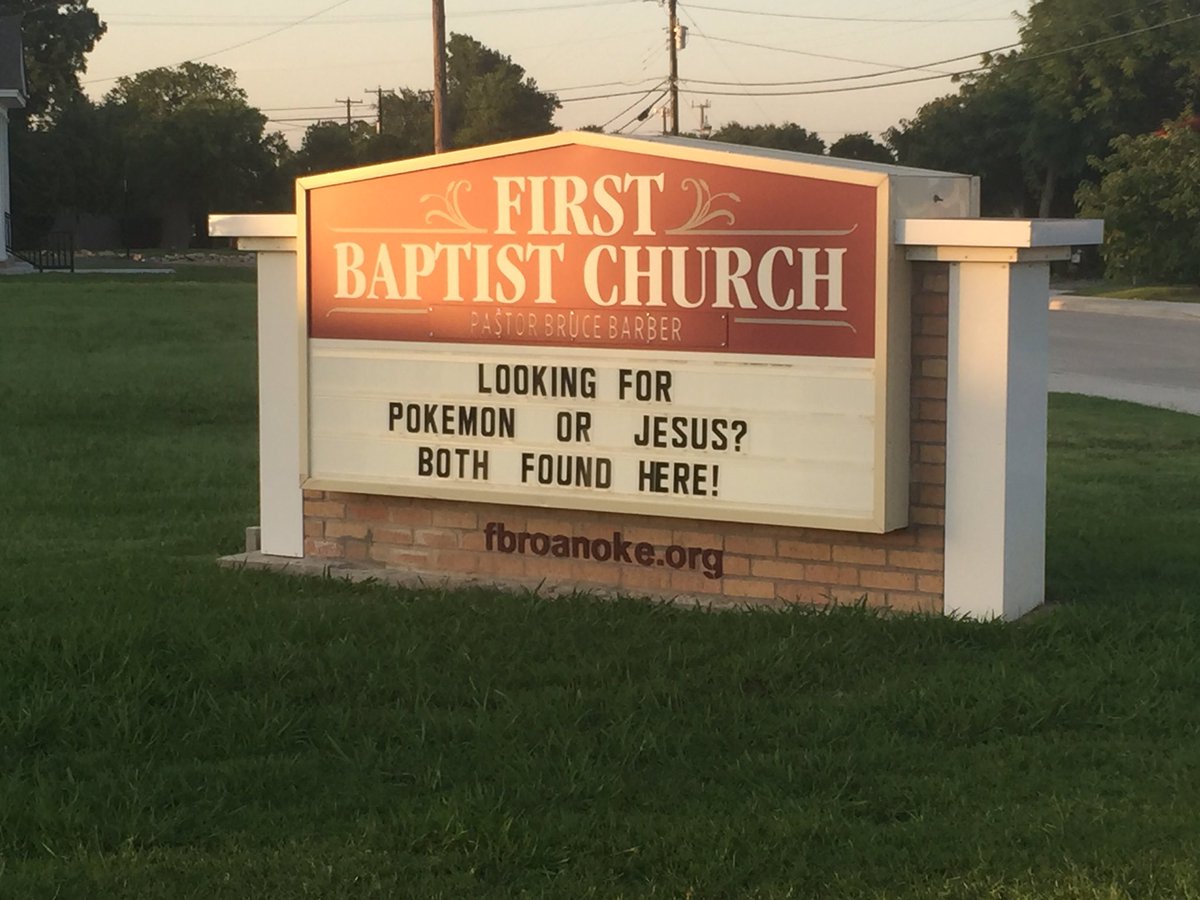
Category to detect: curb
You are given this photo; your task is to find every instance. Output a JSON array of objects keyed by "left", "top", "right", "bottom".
[{"left": 1049, "top": 294, "right": 1200, "bottom": 321}]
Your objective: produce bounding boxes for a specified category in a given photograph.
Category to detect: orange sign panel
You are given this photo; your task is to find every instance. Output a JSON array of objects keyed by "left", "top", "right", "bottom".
[{"left": 306, "top": 144, "right": 877, "bottom": 358}]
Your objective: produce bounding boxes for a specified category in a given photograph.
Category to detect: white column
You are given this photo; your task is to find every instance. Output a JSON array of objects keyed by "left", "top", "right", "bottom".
[
  {"left": 209, "top": 214, "right": 303, "bottom": 557},
  {"left": 252, "top": 241, "right": 304, "bottom": 557},
  {"left": 944, "top": 261, "right": 1049, "bottom": 619},
  {"left": 897, "top": 218, "right": 1103, "bottom": 620}
]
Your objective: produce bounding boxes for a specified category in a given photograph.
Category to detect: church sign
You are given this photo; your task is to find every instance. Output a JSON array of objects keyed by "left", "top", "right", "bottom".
[{"left": 297, "top": 134, "right": 922, "bottom": 532}]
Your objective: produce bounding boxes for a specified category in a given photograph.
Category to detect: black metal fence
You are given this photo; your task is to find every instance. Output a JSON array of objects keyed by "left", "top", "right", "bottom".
[{"left": 4, "top": 212, "right": 75, "bottom": 272}]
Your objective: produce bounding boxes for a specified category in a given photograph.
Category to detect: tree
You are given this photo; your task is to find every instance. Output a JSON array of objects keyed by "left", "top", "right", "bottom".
[
  {"left": 374, "top": 34, "right": 559, "bottom": 156},
  {"left": 888, "top": 0, "right": 1200, "bottom": 217},
  {"left": 888, "top": 50, "right": 1110, "bottom": 217},
  {"left": 1019, "top": 0, "right": 1200, "bottom": 133},
  {"left": 1077, "top": 117, "right": 1200, "bottom": 283},
  {"left": 0, "top": 0, "right": 105, "bottom": 120},
  {"left": 104, "top": 63, "right": 290, "bottom": 244},
  {"left": 1013, "top": 0, "right": 1200, "bottom": 216},
  {"left": 445, "top": 33, "right": 559, "bottom": 148},
  {"left": 828, "top": 132, "right": 893, "bottom": 164},
  {"left": 886, "top": 72, "right": 1035, "bottom": 215},
  {"left": 709, "top": 121, "right": 825, "bottom": 154},
  {"left": 292, "top": 120, "right": 378, "bottom": 176},
  {"left": 9, "top": 96, "right": 123, "bottom": 222},
  {"left": 377, "top": 87, "right": 436, "bottom": 156}
]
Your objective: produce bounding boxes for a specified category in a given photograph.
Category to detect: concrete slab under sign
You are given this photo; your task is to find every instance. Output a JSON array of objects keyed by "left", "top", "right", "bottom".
[{"left": 218, "top": 550, "right": 756, "bottom": 612}]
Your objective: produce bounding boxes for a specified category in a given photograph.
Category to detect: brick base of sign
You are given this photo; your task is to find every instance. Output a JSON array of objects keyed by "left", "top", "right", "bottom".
[{"left": 300, "top": 264, "right": 949, "bottom": 613}]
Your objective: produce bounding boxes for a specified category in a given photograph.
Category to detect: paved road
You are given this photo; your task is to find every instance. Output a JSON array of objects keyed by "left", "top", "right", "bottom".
[{"left": 1048, "top": 296, "right": 1200, "bottom": 415}]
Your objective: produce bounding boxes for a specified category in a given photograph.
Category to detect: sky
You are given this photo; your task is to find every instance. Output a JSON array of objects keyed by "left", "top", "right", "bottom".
[{"left": 80, "top": 0, "right": 1031, "bottom": 147}]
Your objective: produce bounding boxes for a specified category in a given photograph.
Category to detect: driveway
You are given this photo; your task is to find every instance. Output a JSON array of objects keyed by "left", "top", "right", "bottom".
[{"left": 1048, "top": 296, "right": 1200, "bottom": 416}]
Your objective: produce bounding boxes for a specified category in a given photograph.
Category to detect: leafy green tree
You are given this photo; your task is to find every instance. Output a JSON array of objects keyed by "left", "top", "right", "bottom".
[
  {"left": 828, "top": 132, "right": 893, "bottom": 164},
  {"left": 9, "top": 96, "right": 123, "bottom": 222},
  {"left": 4, "top": 0, "right": 108, "bottom": 231},
  {"left": 0, "top": 0, "right": 105, "bottom": 120},
  {"left": 887, "top": 70, "right": 1035, "bottom": 215},
  {"left": 890, "top": 0, "right": 1200, "bottom": 217},
  {"left": 291, "top": 119, "right": 378, "bottom": 176},
  {"left": 446, "top": 33, "right": 559, "bottom": 147},
  {"left": 377, "top": 87, "right": 436, "bottom": 155},
  {"left": 1015, "top": 0, "right": 1200, "bottom": 215},
  {"left": 373, "top": 34, "right": 559, "bottom": 156},
  {"left": 709, "top": 121, "right": 825, "bottom": 154},
  {"left": 104, "top": 63, "right": 290, "bottom": 242},
  {"left": 890, "top": 53, "right": 1105, "bottom": 217},
  {"left": 1077, "top": 117, "right": 1200, "bottom": 283},
  {"left": 1020, "top": 0, "right": 1200, "bottom": 132},
  {"left": 296, "top": 42, "right": 557, "bottom": 176}
]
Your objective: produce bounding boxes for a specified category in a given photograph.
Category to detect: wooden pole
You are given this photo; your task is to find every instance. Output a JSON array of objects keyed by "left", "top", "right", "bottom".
[
  {"left": 365, "top": 85, "right": 387, "bottom": 134},
  {"left": 668, "top": 0, "right": 679, "bottom": 135},
  {"left": 432, "top": 0, "right": 448, "bottom": 153},
  {"left": 334, "top": 97, "right": 361, "bottom": 133}
]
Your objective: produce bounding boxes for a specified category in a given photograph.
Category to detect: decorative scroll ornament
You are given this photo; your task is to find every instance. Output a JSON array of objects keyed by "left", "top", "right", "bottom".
[
  {"left": 668, "top": 177, "right": 742, "bottom": 234},
  {"left": 330, "top": 180, "right": 484, "bottom": 234},
  {"left": 419, "top": 180, "right": 485, "bottom": 233},
  {"left": 666, "top": 177, "right": 858, "bottom": 237}
]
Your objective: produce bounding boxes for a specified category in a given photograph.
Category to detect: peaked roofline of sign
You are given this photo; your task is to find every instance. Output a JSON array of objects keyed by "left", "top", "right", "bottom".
[
  {"left": 626, "top": 133, "right": 972, "bottom": 179},
  {"left": 295, "top": 130, "right": 972, "bottom": 193}
]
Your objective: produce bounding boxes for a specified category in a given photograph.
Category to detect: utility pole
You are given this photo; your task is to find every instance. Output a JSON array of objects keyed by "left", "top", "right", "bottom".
[
  {"left": 364, "top": 85, "right": 392, "bottom": 134},
  {"left": 693, "top": 100, "right": 711, "bottom": 137},
  {"left": 432, "top": 0, "right": 448, "bottom": 153},
  {"left": 335, "top": 97, "right": 363, "bottom": 133},
  {"left": 667, "top": 0, "right": 679, "bottom": 135}
]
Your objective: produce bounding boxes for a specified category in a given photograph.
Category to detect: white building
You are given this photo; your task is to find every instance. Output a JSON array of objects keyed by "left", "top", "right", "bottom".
[{"left": 1, "top": 15, "right": 28, "bottom": 264}]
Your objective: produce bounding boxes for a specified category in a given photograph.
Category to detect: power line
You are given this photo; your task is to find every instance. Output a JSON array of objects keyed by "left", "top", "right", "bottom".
[
  {"left": 680, "top": 2, "right": 1015, "bottom": 24},
  {"left": 262, "top": 85, "right": 665, "bottom": 118},
  {"left": 675, "top": 11, "right": 1200, "bottom": 99},
  {"left": 677, "top": 74, "right": 950, "bottom": 98},
  {"left": 673, "top": 0, "right": 1186, "bottom": 93},
  {"left": 267, "top": 116, "right": 349, "bottom": 123},
  {"left": 548, "top": 76, "right": 663, "bottom": 93},
  {"left": 191, "top": 0, "right": 360, "bottom": 64},
  {"left": 260, "top": 105, "right": 345, "bottom": 112},
  {"left": 83, "top": 0, "right": 360, "bottom": 85},
  {"left": 268, "top": 121, "right": 311, "bottom": 133},
  {"left": 677, "top": 3, "right": 771, "bottom": 124},
  {"left": 627, "top": 110, "right": 657, "bottom": 135},
  {"left": 559, "top": 86, "right": 679, "bottom": 103},
  {"left": 614, "top": 87, "right": 671, "bottom": 133},
  {"left": 598, "top": 80, "right": 669, "bottom": 129},
  {"left": 259, "top": 82, "right": 668, "bottom": 120},
  {"left": 635, "top": 35, "right": 662, "bottom": 73},
  {"left": 698, "top": 33, "right": 989, "bottom": 71},
  {"left": 679, "top": 42, "right": 988, "bottom": 88},
  {"left": 994, "top": 10, "right": 1200, "bottom": 67},
  {"left": 103, "top": 1, "right": 637, "bottom": 28}
]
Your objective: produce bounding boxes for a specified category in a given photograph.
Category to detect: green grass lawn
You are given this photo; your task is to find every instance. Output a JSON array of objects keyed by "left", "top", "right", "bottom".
[
  {"left": 3, "top": 270, "right": 1200, "bottom": 898},
  {"left": 1092, "top": 284, "right": 1200, "bottom": 303},
  {"left": 1055, "top": 279, "right": 1200, "bottom": 303}
]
